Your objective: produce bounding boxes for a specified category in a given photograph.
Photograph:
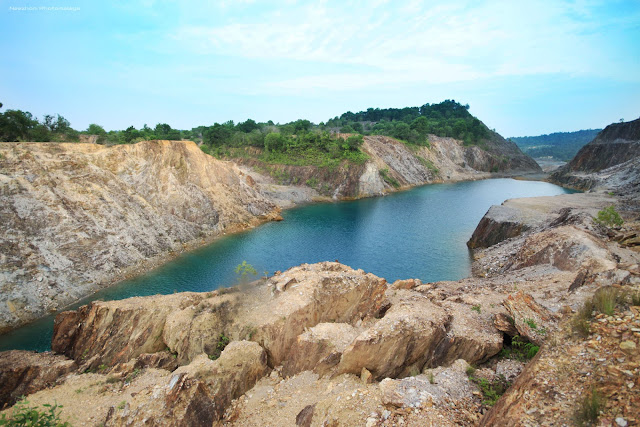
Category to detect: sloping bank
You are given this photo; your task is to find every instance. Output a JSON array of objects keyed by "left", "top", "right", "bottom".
[
  {"left": 0, "top": 135, "right": 539, "bottom": 333},
  {"left": 0, "top": 140, "right": 281, "bottom": 334}
]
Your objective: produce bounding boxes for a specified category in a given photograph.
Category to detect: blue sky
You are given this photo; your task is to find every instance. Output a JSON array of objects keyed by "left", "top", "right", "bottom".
[{"left": 1, "top": 0, "right": 639, "bottom": 136}]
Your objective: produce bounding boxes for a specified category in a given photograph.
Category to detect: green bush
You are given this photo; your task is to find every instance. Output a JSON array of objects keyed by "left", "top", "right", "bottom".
[
  {"left": 0, "top": 399, "right": 69, "bottom": 426},
  {"left": 593, "top": 205, "right": 623, "bottom": 228}
]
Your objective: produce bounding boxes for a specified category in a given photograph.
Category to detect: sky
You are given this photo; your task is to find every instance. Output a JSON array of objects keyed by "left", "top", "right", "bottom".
[{"left": 1, "top": 0, "right": 639, "bottom": 137}]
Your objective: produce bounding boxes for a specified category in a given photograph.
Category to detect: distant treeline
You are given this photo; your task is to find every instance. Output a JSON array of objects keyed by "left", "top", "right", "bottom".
[
  {"left": 510, "top": 129, "right": 600, "bottom": 161},
  {"left": 0, "top": 100, "right": 492, "bottom": 166}
]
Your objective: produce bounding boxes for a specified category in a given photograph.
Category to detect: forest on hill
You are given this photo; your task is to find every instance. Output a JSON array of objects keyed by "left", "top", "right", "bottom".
[
  {"left": 510, "top": 129, "right": 601, "bottom": 161},
  {"left": 0, "top": 100, "right": 493, "bottom": 167}
]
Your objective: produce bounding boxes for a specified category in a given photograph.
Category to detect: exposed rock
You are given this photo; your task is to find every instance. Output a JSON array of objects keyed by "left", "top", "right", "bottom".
[
  {"left": 432, "top": 301, "right": 503, "bottom": 366},
  {"left": 337, "top": 290, "right": 449, "bottom": 379},
  {"left": 108, "top": 341, "right": 267, "bottom": 425},
  {"left": 52, "top": 292, "right": 203, "bottom": 369},
  {"left": 51, "top": 262, "right": 387, "bottom": 371},
  {"left": 503, "top": 292, "right": 557, "bottom": 345},
  {"left": 0, "top": 140, "right": 280, "bottom": 333},
  {"left": 493, "top": 312, "right": 518, "bottom": 336},
  {"left": 380, "top": 359, "right": 475, "bottom": 407},
  {"left": 295, "top": 404, "right": 315, "bottom": 427},
  {"left": 495, "top": 359, "right": 524, "bottom": 382},
  {"left": 282, "top": 322, "right": 360, "bottom": 377},
  {"left": 0, "top": 350, "right": 77, "bottom": 408},
  {"left": 467, "top": 205, "right": 531, "bottom": 249}
]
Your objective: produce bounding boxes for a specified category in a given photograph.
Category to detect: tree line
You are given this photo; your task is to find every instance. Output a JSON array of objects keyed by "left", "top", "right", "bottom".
[{"left": 0, "top": 100, "right": 491, "bottom": 153}]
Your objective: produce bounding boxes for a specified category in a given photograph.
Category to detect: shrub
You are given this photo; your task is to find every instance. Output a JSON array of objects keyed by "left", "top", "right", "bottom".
[
  {"left": 235, "top": 261, "right": 257, "bottom": 284},
  {"left": 499, "top": 335, "right": 539, "bottom": 361},
  {"left": 574, "top": 387, "right": 603, "bottom": 426},
  {"left": 593, "top": 205, "right": 623, "bottom": 228},
  {"left": 593, "top": 287, "right": 617, "bottom": 316},
  {"left": 208, "top": 333, "right": 230, "bottom": 360},
  {"left": 0, "top": 399, "right": 69, "bottom": 426}
]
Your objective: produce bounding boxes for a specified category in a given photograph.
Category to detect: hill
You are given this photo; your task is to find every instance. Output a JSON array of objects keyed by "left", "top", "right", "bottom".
[
  {"left": 510, "top": 129, "right": 601, "bottom": 161},
  {"left": 550, "top": 117, "right": 640, "bottom": 195}
]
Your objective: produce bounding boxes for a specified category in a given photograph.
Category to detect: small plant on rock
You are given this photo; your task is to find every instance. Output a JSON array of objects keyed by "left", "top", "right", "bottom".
[
  {"left": 593, "top": 205, "right": 623, "bottom": 228},
  {"left": 499, "top": 335, "right": 539, "bottom": 361},
  {"left": 235, "top": 261, "right": 257, "bottom": 285},
  {"left": 574, "top": 387, "right": 604, "bottom": 426},
  {"left": 208, "top": 333, "right": 231, "bottom": 361}
]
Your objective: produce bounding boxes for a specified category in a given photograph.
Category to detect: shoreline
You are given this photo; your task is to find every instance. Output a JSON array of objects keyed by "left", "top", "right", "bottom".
[{"left": 1, "top": 173, "right": 561, "bottom": 341}]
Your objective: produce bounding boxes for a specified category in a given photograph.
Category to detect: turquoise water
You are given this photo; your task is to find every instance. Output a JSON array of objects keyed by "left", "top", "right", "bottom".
[{"left": 0, "top": 178, "right": 574, "bottom": 352}]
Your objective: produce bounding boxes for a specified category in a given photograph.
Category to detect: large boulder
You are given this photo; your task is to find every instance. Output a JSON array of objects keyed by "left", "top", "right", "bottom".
[
  {"left": 107, "top": 341, "right": 267, "bottom": 425},
  {"left": 431, "top": 301, "right": 503, "bottom": 366},
  {"left": 0, "top": 350, "right": 77, "bottom": 408},
  {"left": 282, "top": 322, "right": 360, "bottom": 377},
  {"left": 337, "top": 290, "right": 449, "bottom": 379},
  {"left": 242, "top": 262, "right": 387, "bottom": 367},
  {"left": 52, "top": 293, "right": 204, "bottom": 369}
]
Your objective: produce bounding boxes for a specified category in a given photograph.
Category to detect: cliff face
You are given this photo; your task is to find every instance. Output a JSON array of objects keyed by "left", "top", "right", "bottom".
[
  {"left": 240, "top": 133, "right": 541, "bottom": 205},
  {"left": 0, "top": 140, "right": 280, "bottom": 333},
  {"left": 551, "top": 117, "right": 640, "bottom": 191}
]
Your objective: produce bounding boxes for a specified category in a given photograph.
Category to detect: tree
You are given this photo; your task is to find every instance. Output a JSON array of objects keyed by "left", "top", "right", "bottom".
[
  {"left": 87, "top": 123, "right": 106, "bottom": 135},
  {"left": 264, "top": 132, "right": 285, "bottom": 152},
  {"left": 0, "top": 110, "right": 37, "bottom": 141},
  {"left": 237, "top": 119, "right": 259, "bottom": 133},
  {"left": 235, "top": 261, "right": 257, "bottom": 285}
]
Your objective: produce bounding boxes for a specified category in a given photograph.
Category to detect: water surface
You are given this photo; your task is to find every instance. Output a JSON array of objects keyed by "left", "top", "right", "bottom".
[{"left": 0, "top": 178, "right": 574, "bottom": 352}]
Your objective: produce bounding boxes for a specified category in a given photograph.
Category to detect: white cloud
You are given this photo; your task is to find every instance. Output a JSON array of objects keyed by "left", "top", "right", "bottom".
[{"left": 165, "top": 0, "right": 640, "bottom": 93}]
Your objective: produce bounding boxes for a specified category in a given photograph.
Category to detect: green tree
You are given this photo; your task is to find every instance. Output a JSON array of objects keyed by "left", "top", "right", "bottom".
[
  {"left": 235, "top": 261, "right": 257, "bottom": 284},
  {"left": 0, "top": 110, "right": 38, "bottom": 141}
]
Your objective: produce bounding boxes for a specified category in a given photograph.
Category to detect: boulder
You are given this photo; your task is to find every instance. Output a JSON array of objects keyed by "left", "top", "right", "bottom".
[
  {"left": 107, "top": 341, "right": 267, "bottom": 425},
  {"left": 503, "top": 292, "right": 557, "bottom": 345},
  {"left": 282, "top": 322, "right": 360, "bottom": 377},
  {"left": 52, "top": 293, "right": 204, "bottom": 369},
  {"left": 0, "top": 350, "right": 77, "bottom": 408},
  {"left": 431, "top": 301, "right": 503, "bottom": 366},
  {"left": 380, "top": 359, "right": 475, "bottom": 408},
  {"left": 246, "top": 262, "right": 387, "bottom": 367},
  {"left": 337, "top": 290, "right": 449, "bottom": 379}
]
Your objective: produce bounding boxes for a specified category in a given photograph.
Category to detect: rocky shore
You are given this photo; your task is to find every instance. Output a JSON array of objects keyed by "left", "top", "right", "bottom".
[{"left": 0, "top": 184, "right": 637, "bottom": 425}]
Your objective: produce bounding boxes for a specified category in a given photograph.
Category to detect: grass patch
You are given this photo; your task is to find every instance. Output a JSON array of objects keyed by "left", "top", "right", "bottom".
[
  {"left": 574, "top": 387, "right": 604, "bottom": 426},
  {"left": 415, "top": 155, "right": 439, "bottom": 174},
  {"left": 471, "top": 305, "right": 481, "bottom": 313},
  {"left": 379, "top": 168, "right": 400, "bottom": 188},
  {"left": 208, "top": 333, "right": 231, "bottom": 361},
  {"left": 593, "top": 287, "right": 617, "bottom": 316},
  {"left": 499, "top": 335, "right": 539, "bottom": 361},
  {"left": 467, "top": 373, "right": 511, "bottom": 406}
]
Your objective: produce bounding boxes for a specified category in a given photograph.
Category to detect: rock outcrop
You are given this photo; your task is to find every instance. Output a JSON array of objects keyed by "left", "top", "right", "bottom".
[
  {"left": 0, "top": 140, "right": 281, "bottom": 333},
  {"left": 239, "top": 133, "right": 540, "bottom": 204},
  {"left": 0, "top": 350, "right": 77, "bottom": 408},
  {"left": 551, "top": 117, "right": 640, "bottom": 191}
]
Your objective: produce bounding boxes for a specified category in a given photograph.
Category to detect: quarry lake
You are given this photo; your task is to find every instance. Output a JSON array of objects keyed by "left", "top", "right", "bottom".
[{"left": 0, "top": 178, "right": 574, "bottom": 352}]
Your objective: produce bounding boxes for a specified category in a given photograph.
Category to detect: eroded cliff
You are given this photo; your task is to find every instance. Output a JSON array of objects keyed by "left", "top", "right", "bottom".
[
  {"left": 551, "top": 117, "right": 640, "bottom": 193},
  {"left": 238, "top": 133, "right": 540, "bottom": 205},
  {"left": 0, "top": 140, "right": 281, "bottom": 333}
]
